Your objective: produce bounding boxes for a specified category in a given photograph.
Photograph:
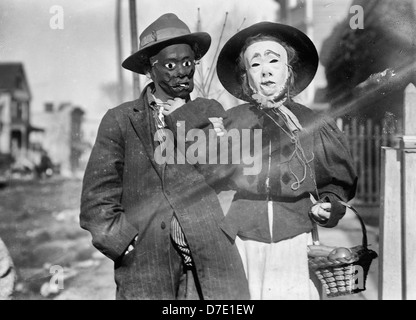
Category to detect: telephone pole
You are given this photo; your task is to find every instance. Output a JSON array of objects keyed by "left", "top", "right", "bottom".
[
  {"left": 129, "top": 0, "right": 141, "bottom": 99},
  {"left": 115, "top": 0, "right": 125, "bottom": 103}
]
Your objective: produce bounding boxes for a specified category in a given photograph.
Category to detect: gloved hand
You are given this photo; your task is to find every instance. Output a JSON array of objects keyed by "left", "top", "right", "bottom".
[
  {"left": 310, "top": 202, "right": 331, "bottom": 223},
  {"left": 208, "top": 117, "right": 226, "bottom": 137}
]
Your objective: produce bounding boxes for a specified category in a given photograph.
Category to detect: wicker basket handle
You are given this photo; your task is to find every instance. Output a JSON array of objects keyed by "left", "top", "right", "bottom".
[{"left": 311, "top": 200, "right": 369, "bottom": 248}]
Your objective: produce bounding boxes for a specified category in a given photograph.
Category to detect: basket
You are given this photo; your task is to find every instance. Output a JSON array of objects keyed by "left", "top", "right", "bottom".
[{"left": 308, "top": 201, "right": 378, "bottom": 298}]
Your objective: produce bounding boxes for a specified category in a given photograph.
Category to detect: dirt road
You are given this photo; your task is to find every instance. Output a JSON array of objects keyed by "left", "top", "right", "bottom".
[{"left": 0, "top": 178, "right": 379, "bottom": 300}]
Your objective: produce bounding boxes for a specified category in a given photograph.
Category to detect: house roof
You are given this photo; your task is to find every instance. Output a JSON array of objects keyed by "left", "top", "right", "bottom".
[
  {"left": 0, "top": 63, "right": 31, "bottom": 97},
  {"left": 57, "top": 103, "right": 85, "bottom": 116}
]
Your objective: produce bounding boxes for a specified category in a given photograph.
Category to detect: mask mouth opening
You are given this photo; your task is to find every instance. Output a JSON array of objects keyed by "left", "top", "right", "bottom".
[
  {"left": 170, "top": 81, "right": 191, "bottom": 92},
  {"left": 173, "top": 82, "right": 190, "bottom": 89},
  {"left": 261, "top": 81, "right": 276, "bottom": 86}
]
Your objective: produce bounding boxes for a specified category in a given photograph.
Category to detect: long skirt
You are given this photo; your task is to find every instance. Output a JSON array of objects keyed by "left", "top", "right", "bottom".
[{"left": 234, "top": 201, "right": 320, "bottom": 300}]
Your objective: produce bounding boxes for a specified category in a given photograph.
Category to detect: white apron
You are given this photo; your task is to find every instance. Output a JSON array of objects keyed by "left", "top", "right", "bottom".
[{"left": 235, "top": 201, "right": 320, "bottom": 300}]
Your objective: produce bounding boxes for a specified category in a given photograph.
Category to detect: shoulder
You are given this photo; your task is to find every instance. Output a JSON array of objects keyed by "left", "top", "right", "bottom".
[
  {"left": 189, "top": 97, "right": 225, "bottom": 114},
  {"left": 285, "top": 101, "right": 315, "bottom": 121},
  {"left": 101, "top": 99, "right": 142, "bottom": 125},
  {"left": 192, "top": 97, "right": 223, "bottom": 108},
  {"left": 286, "top": 101, "right": 337, "bottom": 131},
  {"left": 96, "top": 99, "right": 142, "bottom": 140},
  {"left": 225, "top": 103, "right": 261, "bottom": 128},
  {"left": 182, "top": 97, "right": 227, "bottom": 118},
  {"left": 226, "top": 103, "right": 257, "bottom": 118},
  {"left": 109, "top": 99, "right": 139, "bottom": 116}
]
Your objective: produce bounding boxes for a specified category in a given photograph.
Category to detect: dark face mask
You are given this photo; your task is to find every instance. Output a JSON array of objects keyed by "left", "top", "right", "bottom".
[{"left": 150, "top": 44, "right": 196, "bottom": 100}]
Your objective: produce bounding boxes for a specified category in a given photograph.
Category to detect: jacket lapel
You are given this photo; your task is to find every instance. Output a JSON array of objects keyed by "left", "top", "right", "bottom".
[
  {"left": 128, "top": 86, "right": 165, "bottom": 177},
  {"left": 129, "top": 101, "right": 154, "bottom": 157}
]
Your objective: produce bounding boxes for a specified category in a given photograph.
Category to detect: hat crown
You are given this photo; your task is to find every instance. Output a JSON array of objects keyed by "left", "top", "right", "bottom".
[
  {"left": 140, "top": 13, "right": 191, "bottom": 50},
  {"left": 122, "top": 13, "right": 211, "bottom": 74}
]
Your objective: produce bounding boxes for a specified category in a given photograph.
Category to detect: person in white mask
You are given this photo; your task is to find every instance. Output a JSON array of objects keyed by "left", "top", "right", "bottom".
[{"left": 200, "top": 21, "right": 358, "bottom": 300}]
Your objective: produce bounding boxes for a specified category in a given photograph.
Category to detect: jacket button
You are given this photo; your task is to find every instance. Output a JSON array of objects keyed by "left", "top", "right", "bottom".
[{"left": 161, "top": 221, "right": 166, "bottom": 230}]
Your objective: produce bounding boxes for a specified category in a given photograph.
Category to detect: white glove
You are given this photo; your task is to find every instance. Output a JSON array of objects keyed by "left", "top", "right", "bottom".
[{"left": 208, "top": 117, "right": 226, "bottom": 137}]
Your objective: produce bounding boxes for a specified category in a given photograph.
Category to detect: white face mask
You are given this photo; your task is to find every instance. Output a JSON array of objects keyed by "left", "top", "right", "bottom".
[{"left": 243, "top": 41, "right": 289, "bottom": 98}]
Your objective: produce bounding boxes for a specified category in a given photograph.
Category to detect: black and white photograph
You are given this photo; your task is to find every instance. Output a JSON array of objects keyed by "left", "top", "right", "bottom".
[{"left": 0, "top": 0, "right": 415, "bottom": 306}]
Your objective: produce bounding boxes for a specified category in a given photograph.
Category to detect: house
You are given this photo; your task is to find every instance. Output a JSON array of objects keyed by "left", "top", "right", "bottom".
[
  {"left": 31, "top": 102, "right": 90, "bottom": 177},
  {"left": 0, "top": 63, "right": 42, "bottom": 177}
]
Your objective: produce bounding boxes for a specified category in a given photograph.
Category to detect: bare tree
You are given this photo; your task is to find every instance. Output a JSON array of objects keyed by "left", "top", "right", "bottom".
[{"left": 193, "top": 8, "right": 245, "bottom": 101}]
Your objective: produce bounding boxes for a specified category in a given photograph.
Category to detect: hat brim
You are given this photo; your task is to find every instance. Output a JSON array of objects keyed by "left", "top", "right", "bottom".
[
  {"left": 122, "top": 32, "right": 211, "bottom": 75},
  {"left": 216, "top": 22, "right": 319, "bottom": 102}
]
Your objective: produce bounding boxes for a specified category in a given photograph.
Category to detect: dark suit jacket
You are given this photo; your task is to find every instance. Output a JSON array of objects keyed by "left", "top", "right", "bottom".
[{"left": 80, "top": 85, "right": 249, "bottom": 300}]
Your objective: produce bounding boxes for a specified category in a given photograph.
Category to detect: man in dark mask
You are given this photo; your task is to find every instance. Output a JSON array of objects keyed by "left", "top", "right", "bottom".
[{"left": 80, "top": 13, "right": 249, "bottom": 300}]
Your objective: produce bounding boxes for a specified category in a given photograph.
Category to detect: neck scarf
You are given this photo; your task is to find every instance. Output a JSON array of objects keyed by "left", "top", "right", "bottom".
[
  {"left": 147, "top": 86, "right": 167, "bottom": 130},
  {"left": 251, "top": 93, "right": 303, "bottom": 133}
]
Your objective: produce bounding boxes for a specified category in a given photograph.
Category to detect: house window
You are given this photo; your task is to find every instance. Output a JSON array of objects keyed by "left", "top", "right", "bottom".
[
  {"left": 11, "top": 101, "right": 17, "bottom": 120},
  {"left": 15, "top": 76, "right": 24, "bottom": 90},
  {"left": 0, "top": 104, "right": 3, "bottom": 132},
  {"left": 11, "top": 130, "right": 22, "bottom": 149},
  {"left": 289, "top": 0, "right": 304, "bottom": 9},
  {"left": 21, "top": 102, "right": 28, "bottom": 121},
  {"left": 11, "top": 101, "right": 24, "bottom": 121},
  {"left": 18, "top": 103, "right": 23, "bottom": 120},
  {"left": 45, "top": 103, "right": 54, "bottom": 113}
]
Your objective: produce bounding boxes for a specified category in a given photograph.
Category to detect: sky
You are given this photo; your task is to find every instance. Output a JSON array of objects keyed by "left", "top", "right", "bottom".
[{"left": 0, "top": 0, "right": 280, "bottom": 135}]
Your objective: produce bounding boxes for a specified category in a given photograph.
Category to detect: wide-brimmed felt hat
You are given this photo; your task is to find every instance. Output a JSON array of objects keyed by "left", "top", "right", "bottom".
[
  {"left": 122, "top": 13, "right": 211, "bottom": 75},
  {"left": 216, "top": 21, "right": 319, "bottom": 101}
]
